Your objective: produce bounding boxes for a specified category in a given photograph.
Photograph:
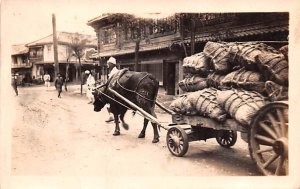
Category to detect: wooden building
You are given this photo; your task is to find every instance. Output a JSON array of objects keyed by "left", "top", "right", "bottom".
[
  {"left": 87, "top": 13, "right": 289, "bottom": 95},
  {"left": 11, "top": 44, "right": 31, "bottom": 85},
  {"left": 26, "top": 32, "right": 98, "bottom": 82}
]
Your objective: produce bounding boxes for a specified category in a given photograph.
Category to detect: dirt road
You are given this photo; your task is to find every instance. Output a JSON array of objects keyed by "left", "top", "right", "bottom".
[{"left": 11, "top": 86, "right": 260, "bottom": 177}]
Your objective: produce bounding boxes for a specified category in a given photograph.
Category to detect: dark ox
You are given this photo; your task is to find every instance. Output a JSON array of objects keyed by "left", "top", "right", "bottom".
[{"left": 93, "top": 70, "right": 160, "bottom": 143}]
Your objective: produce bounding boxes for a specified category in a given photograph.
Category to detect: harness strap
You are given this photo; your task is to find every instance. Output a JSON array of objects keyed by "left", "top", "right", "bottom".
[{"left": 116, "top": 73, "right": 155, "bottom": 102}]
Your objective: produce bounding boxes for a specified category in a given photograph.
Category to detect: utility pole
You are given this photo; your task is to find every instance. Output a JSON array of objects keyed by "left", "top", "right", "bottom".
[
  {"left": 52, "top": 14, "right": 59, "bottom": 77},
  {"left": 190, "top": 14, "right": 196, "bottom": 55}
]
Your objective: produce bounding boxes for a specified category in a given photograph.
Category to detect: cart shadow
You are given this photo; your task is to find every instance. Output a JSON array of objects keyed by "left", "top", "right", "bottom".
[{"left": 186, "top": 143, "right": 262, "bottom": 176}]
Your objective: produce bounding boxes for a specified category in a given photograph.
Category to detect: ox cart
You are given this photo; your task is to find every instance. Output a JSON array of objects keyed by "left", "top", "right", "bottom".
[{"left": 107, "top": 87, "right": 288, "bottom": 176}]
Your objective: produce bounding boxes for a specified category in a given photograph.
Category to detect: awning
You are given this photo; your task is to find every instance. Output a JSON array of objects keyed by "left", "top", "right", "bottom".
[
  {"left": 174, "top": 21, "right": 288, "bottom": 44},
  {"left": 91, "top": 43, "right": 170, "bottom": 58}
]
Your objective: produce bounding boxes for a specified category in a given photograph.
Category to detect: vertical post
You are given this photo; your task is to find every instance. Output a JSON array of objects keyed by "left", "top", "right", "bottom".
[
  {"left": 134, "top": 20, "right": 141, "bottom": 72},
  {"left": 52, "top": 14, "right": 59, "bottom": 77},
  {"left": 190, "top": 15, "right": 195, "bottom": 55}
]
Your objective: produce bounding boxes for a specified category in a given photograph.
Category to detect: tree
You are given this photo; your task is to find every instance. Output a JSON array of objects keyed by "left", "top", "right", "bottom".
[{"left": 67, "top": 33, "right": 88, "bottom": 95}]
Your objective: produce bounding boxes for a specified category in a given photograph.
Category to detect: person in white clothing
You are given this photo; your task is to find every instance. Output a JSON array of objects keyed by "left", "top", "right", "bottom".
[
  {"left": 85, "top": 70, "right": 96, "bottom": 104},
  {"left": 43, "top": 72, "right": 51, "bottom": 90},
  {"left": 106, "top": 57, "right": 119, "bottom": 122}
]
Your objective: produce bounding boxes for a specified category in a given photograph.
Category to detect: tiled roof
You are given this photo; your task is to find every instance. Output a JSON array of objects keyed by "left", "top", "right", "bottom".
[
  {"left": 26, "top": 32, "right": 97, "bottom": 47},
  {"left": 11, "top": 44, "right": 29, "bottom": 55}
]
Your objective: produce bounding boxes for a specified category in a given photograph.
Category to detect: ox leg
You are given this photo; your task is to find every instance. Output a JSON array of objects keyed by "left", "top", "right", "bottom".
[
  {"left": 120, "top": 111, "right": 129, "bottom": 130},
  {"left": 138, "top": 119, "right": 148, "bottom": 139},
  {"left": 113, "top": 114, "right": 120, "bottom": 136},
  {"left": 150, "top": 110, "right": 159, "bottom": 143}
]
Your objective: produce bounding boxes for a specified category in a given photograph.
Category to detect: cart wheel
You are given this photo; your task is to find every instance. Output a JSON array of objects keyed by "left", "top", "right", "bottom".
[
  {"left": 166, "top": 126, "right": 189, "bottom": 157},
  {"left": 216, "top": 130, "right": 237, "bottom": 148},
  {"left": 249, "top": 102, "right": 288, "bottom": 175}
]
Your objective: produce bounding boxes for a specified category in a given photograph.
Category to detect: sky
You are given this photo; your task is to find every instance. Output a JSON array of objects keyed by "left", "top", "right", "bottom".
[{"left": 1, "top": 0, "right": 179, "bottom": 46}]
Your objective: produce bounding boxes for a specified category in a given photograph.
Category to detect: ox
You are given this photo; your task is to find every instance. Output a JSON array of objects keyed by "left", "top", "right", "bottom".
[{"left": 93, "top": 69, "right": 160, "bottom": 143}]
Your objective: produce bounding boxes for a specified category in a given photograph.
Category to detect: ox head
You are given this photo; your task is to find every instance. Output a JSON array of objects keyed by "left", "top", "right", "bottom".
[{"left": 92, "top": 84, "right": 107, "bottom": 112}]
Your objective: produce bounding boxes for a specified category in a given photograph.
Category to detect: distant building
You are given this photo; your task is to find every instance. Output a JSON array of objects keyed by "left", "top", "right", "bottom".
[
  {"left": 25, "top": 31, "right": 98, "bottom": 82},
  {"left": 88, "top": 13, "right": 288, "bottom": 95},
  {"left": 11, "top": 44, "right": 31, "bottom": 85}
]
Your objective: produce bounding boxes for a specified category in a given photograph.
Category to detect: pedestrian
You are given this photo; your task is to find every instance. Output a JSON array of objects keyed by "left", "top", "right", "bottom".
[
  {"left": 11, "top": 73, "right": 18, "bottom": 96},
  {"left": 85, "top": 70, "right": 96, "bottom": 104},
  {"left": 54, "top": 74, "right": 64, "bottom": 98},
  {"left": 106, "top": 57, "right": 119, "bottom": 122},
  {"left": 43, "top": 72, "right": 51, "bottom": 90}
]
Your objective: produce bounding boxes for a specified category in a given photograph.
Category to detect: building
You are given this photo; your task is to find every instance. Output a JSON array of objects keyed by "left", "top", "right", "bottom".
[
  {"left": 11, "top": 44, "right": 31, "bottom": 85},
  {"left": 87, "top": 13, "right": 289, "bottom": 95},
  {"left": 26, "top": 31, "right": 98, "bottom": 82}
]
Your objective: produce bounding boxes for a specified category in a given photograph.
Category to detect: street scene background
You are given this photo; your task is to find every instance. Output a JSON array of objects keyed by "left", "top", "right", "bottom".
[{"left": 2, "top": 1, "right": 300, "bottom": 189}]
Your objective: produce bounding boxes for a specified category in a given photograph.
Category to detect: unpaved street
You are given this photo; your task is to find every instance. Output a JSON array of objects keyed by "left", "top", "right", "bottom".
[{"left": 11, "top": 85, "right": 261, "bottom": 176}]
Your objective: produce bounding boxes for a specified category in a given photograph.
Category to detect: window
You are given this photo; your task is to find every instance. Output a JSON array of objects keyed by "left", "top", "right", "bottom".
[{"left": 101, "top": 26, "right": 116, "bottom": 45}]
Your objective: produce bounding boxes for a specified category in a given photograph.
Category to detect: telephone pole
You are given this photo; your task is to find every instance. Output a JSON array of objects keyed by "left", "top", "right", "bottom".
[{"left": 52, "top": 14, "right": 59, "bottom": 77}]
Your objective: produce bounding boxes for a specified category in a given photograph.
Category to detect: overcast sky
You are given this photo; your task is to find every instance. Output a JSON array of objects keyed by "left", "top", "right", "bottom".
[{"left": 1, "top": 0, "right": 181, "bottom": 46}]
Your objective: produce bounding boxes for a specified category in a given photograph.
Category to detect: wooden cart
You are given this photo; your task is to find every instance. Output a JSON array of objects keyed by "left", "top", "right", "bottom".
[
  {"left": 167, "top": 101, "right": 288, "bottom": 176},
  {"left": 107, "top": 88, "right": 288, "bottom": 176}
]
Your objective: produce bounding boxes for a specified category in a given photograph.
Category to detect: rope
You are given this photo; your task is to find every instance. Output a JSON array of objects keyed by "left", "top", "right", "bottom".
[{"left": 116, "top": 74, "right": 155, "bottom": 102}]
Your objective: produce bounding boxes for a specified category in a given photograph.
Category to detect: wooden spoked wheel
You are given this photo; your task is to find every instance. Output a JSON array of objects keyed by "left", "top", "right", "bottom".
[
  {"left": 166, "top": 126, "right": 189, "bottom": 157},
  {"left": 216, "top": 130, "right": 237, "bottom": 148},
  {"left": 249, "top": 102, "right": 288, "bottom": 175}
]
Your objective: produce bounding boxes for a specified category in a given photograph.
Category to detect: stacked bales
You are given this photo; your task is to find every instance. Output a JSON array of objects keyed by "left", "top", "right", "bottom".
[
  {"left": 171, "top": 41, "right": 289, "bottom": 126},
  {"left": 170, "top": 88, "right": 227, "bottom": 122},
  {"left": 217, "top": 89, "right": 266, "bottom": 126}
]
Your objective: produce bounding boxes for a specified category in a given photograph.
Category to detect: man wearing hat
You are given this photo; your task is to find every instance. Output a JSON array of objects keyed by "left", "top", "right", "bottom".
[
  {"left": 85, "top": 70, "right": 96, "bottom": 104},
  {"left": 106, "top": 57, "right": 119, "bottom": 122}
]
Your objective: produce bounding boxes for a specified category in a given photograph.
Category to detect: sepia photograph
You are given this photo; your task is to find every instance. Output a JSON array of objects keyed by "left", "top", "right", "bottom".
[{"left": 1, "top": 0, "right": 300, "bottom": 188}]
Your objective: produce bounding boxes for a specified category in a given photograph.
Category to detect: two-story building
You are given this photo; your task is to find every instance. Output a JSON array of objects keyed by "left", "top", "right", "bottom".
[
  {"left": 26, "top": 31, "right": 98, "bottom": 82},
  {"left": 87, "top": 13, "right": 289, "bottom": 95},
  {"left": 11, "top": 44, "right": 31, "bottom": 85}
]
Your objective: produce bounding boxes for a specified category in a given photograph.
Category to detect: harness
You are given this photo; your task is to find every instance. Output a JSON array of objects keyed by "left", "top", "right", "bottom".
[{"left": 114, "top": 70, "right": 155, "bottom": 102}]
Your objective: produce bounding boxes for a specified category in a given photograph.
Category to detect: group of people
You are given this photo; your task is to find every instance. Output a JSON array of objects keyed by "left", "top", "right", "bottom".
[{"left": 12, "top": 56, "right": 119, "bottom": 121}]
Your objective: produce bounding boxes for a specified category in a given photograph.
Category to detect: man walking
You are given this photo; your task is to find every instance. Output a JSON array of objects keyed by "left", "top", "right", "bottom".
[
  {"left": 85, "top": 70, "right": 96, "bottom": 104},
  {"left": 106, "top": 57, "right": 119, "bottom": 122},
  {"left": 43, "top": 72, "right": 51, "bottom": 90},
  {"left": 11, "top": 73, "right": 18, "bottom": 96},
  {"left": 55, "top": 74, "right": 64, "bottom": 98}
]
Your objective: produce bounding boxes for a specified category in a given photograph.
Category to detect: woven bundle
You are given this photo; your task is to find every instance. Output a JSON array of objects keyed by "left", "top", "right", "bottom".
[
  {"left": 279, "top": 45, "right": 288, "bottom": 61},
  {"left": 178, "top": 76, "right": 207, "bottom": 92},
  {"left": 217, "top": 89, "right": 266, "bottom": 126},
  {"left": 257, "top": 53, "right": 288, "bottom": 86},
  {"left": 206, "top": 72, "right": 225, "bottom": 89},
  {"left": 170, "top": 95, "right": 197, "bottom": 115},
  {"left": 229, "top": 42, "right": 279, "bottom": 70},
  {"left": 265, "top": 81, "right": 288, "bottom": 101},
  {"left": 183, "top": 52, "right": 210, "bottom": 75},
  {"left": 221, "top": 68, "right": 266, "bottom": 93},
  {"left": 188, "top": 88, "right": 227, "bottom": 122},
  {"left": 203, "top": 42, "right": 232, "bottom": 74}
]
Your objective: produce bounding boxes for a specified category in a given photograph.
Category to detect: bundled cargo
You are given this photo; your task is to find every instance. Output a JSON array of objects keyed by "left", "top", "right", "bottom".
[
  {"left": 187, "top": 88, "right": 227, "bottom": 122},
  {"left": 257, "top": 53, "right": 288, "bottom": 86},
  {"left": 183, "top": 52, "right": 210, "bottom": 76},
  {"left": 206, "top": 72, "right": 225, "bottom": 89},
  {"left": 229, "top": 42, "right": 278, "bottom": 70},
  {"left": 178, "top": 76, "right": 207, "bottom": 92},
  {"left": 265, "top": 80, "right": 288, "bottom": 101},
  {"left": 203, "top": 42, "right": 233, "bottom": 74},
  {"left": 217, "top": 89, "right": 266, "bottom": 126},
  {"left": 279, "top": 45, "right": 288, "bottom": 61},
  {"left": 221, "top": 68, "right": 266, "bottom": 93},
  {"left": 170, "top": 95, "right": 197, "bottom": 115}
]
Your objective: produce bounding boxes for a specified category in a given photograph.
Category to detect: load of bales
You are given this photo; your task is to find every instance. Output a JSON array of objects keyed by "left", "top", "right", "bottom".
[{"left": 170, "top": 41, "right": 288, "bottom": 126}]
